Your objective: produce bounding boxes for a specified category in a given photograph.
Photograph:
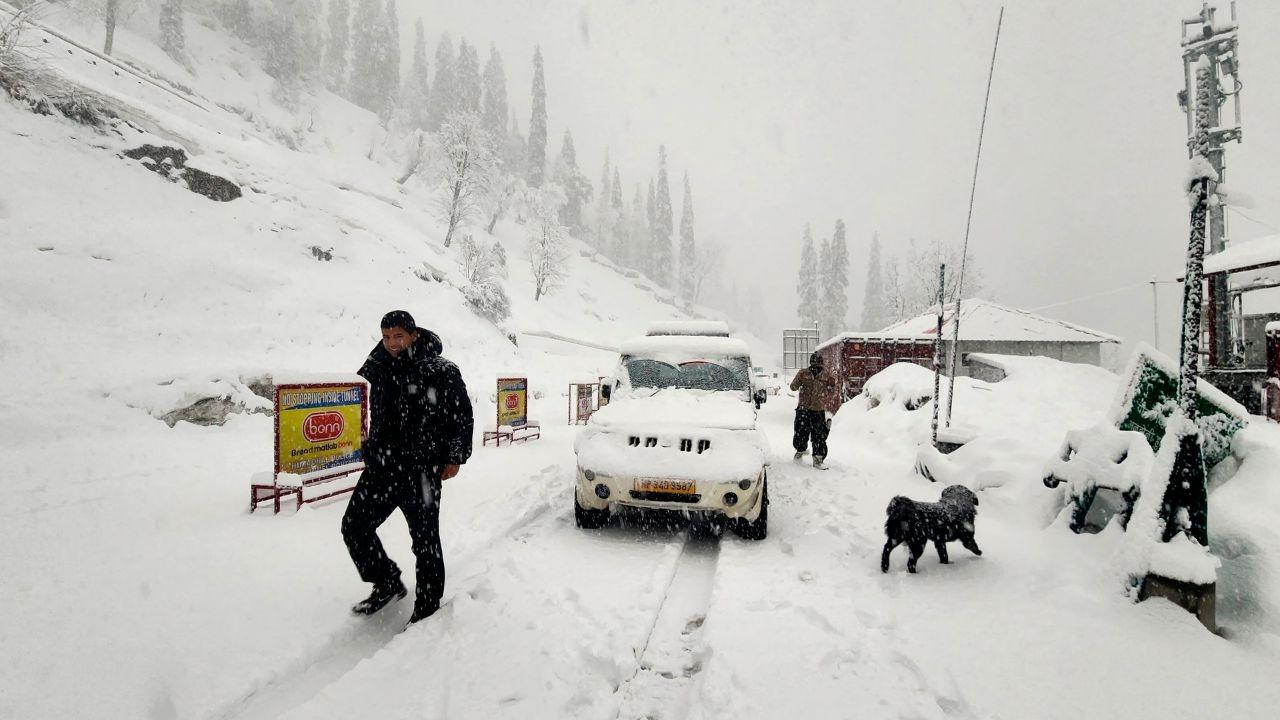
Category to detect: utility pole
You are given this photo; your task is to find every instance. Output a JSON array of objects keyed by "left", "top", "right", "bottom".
[
  {"left": 932, "top": 264, "right": 945, "bottom": 448},
  {"left": 1179, "top": 2, "right": 1242, "bottom": 368}
]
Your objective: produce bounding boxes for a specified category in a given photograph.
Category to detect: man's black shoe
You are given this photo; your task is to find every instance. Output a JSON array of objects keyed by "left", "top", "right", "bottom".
[
  {"left": 351, "top": 579, "right": 407, "bottom": 616},
  {"left": 407, "top": 600, "right": 440, "bottom": 625}
]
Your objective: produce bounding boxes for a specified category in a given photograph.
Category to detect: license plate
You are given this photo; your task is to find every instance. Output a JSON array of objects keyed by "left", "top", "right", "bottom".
[{"left": 634, "top": 478, "right": 696, "bottom": 494}]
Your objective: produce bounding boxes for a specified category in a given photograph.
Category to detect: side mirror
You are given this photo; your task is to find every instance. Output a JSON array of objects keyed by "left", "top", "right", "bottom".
[{"left": 754, "top": 389, "right": 767, "bottom": 407}]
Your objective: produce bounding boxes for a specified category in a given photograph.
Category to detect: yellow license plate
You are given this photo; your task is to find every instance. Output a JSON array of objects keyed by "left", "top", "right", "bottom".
[{"left": 635, "top": 478, "right": 696, "bottom": 494}]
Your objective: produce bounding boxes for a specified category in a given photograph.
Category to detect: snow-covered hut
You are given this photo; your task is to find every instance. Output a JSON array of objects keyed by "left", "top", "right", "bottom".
[{"left": 814, "top": 299, "right": 1121, "bottom": 407}]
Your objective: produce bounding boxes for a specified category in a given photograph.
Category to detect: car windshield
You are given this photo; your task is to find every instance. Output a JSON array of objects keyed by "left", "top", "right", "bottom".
[{"left": 623, "top": 356, "right": 751, "bottom": 393}]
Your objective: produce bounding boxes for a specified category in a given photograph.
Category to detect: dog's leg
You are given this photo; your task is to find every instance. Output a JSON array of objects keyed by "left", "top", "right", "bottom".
[
  {"left": 881, "top": 540, "right": 898, "bottom": 573},
  {"left": 961, "top": 536, "right": 982, "bottom": 556},
  {"left": 907, "top": 542, "right": 925, "bottom": 573},
  {"left": 934, "top": 540, "right": 949, "bottom": 564}
]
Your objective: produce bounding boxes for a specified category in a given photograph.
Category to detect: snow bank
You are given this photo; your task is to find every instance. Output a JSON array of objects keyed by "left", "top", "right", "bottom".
[{"left": 841, "top": 354, "right": 1118, "bottom": 499}]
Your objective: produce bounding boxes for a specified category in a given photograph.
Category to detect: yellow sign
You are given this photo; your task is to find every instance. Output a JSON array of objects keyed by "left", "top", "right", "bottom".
[
  {"left": 275, "top": 383, "right": 366, "bottom": 477},
  {"left": 497, "top": 377, "right": 528, "bottom": 427}
]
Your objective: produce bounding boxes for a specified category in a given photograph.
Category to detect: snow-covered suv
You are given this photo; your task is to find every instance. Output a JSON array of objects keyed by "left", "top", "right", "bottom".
[{"left": 573, "top": 322, "right": 771, "bottom": 539}]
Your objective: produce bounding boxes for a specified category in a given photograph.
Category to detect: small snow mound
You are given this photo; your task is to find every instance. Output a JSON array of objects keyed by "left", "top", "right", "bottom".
[{"left": 862, "top": 361, "right": 934, "bottom": 410}]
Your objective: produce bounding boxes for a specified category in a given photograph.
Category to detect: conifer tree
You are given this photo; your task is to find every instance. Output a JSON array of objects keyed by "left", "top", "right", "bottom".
[
  {"left": 348, "top": 0, "right": 385, "bottom": 113},
  {"left": 264, "top": 0, "right": 316, "bottom": 98},
  {"left": 594, "top": 153, "right": 613, "bottom": 251},
  {"left": 819, "top": 219, "right": 850, "bottom": 337},
  {"left": 610, "top": 168, "right": 625, "bottom": 261},
  {"left": 456, "top": 39, "right": 482, "bottom": 114},
  {"left": 653, "top": 146, "right": 674, "bottom": 287},
  {"left": 379, "top": 0, "right": 400, "bottom": 119},
  {"left": 797, "top": 225, "right": 820, "bottom": 329},
  {"left": 426, "top": 33, "right": 456, "bottom": 131},
  {"left": 553, "top": 129, "right": 591, "bottom": 233},
  {"left": 323, "top": 0, "right": 351, "bottom": 93},
  {"left": 481, "top": 45, "right": 508, "bottom": 145},
  {"left": 630, "top": 184, "right": 646, "bottom": 270},
  {"left": 678, "top": 172, "right": 696, "bottom": 298},
  {"left": 646, "top": 179, "right": 657, "bottom": 276},
  {"left": 527, "top": 45, "right": 548, "bottom": 187},
  {"left": 158, "top": 0, "right": 185, "bottom": 62},
  {"left": 860, "top": 232, "right": 889, "bottom": 331},
  {"left": 505, "top": 109, "right": 526, "bottom": 178},
  {"left": 402, "top": 19, "right": 429, "bottom": 128}
]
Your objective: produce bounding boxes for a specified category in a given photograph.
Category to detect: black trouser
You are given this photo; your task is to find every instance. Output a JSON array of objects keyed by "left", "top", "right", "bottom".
[
  {"left": 793, "top": 408, "right": 829, "bottom": 461},
  {"left": 341, "top": 461, "right": 444, "bottom": 611}
]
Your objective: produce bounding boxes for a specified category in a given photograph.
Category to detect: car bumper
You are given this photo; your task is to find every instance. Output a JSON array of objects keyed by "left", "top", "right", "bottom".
[{"left": 575, "top": 466, "right": 766, "bottom": 520}]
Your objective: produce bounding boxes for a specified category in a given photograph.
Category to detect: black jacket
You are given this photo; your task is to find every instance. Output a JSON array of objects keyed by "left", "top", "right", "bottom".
[{"left": 358, "top": 330, "right": 473, "bottom": 471}]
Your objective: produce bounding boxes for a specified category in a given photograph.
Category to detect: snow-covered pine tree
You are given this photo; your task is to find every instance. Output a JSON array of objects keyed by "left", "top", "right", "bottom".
[
  {"left": 819, "top": 219, "right": 849, "bottom": 337},
  {"left": 347, "top": 0, "right": 384, "bottom": 113},
  {"left": 593, "top": 152, "right": 613, "bottom": 251},
  {"left": 646, "top": 179, "right": 657, "bottom": 277},
  {"left": 263, "top": 0, "right": 311, "bottom": 101},
  {"left": 630, "top": 184, "right": 646, "bottom": 270},
  {"left": 378, "top": 0, "right": 400, "bottom": 120},
  {"left": 610, "top": 168, "right": 625, "bottom": 262},
  {"left": 220, "top": 0, "right": 256, "bottom": 43},
  {"left": 481, "top": 45, "right": 508, "bottom": 146},
  {"left": 401, "top": 19, "right": 429, "bottom": 129},
  {"left": 505, "top": 109, "right": 526, "bottom": 180},
  {"left": 456, "top": 39, "right": 482, "bottom": 114},
  {"left": 425, "top": 32, "right": 456, "bottom": 131},
  {"left": 158, "top": 0, "right": 184, "bottom": 63},
  {"left": 434, "top": 111, "right": 499, "bottom": 247},
  {"left": 797, "top": 224, "right": 819, "bottom": 329},
  {"left": 527, "top": 45, "right": 548, "bottom": 187},
  {"left": 323, "top": 0, "right": 351, "bottom": 93},
  {"left": 552, "top": 130, "right": 591, "bottom": 234},
  {"left": 678, "top": 171, "right": 696, "bottom": 298},
  {"left": 653, "top": 146, "right": 675, "bottom": 287},
  {"left": 860, "top": 232, "right": 888, "bottom": 330}
]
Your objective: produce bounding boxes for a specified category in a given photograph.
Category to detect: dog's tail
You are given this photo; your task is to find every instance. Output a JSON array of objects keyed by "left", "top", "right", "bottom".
[{"left": 885, "top": 496, "right": 912, "bottom": 531}]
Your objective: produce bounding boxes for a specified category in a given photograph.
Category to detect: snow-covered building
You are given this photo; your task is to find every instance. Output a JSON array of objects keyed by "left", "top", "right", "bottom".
[{"left": 815, "top": 299, "right": 1121, "bottom": 405}]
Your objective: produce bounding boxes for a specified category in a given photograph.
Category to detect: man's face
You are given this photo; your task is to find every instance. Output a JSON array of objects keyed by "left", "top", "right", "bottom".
[{"left": 381, "top": 326, "right": 419, "bottom": 357}]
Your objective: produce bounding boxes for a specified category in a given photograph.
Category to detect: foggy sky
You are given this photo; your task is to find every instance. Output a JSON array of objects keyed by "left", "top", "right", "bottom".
[{"left": 397, "top": 0, "right": 1280, "bottom": 360}]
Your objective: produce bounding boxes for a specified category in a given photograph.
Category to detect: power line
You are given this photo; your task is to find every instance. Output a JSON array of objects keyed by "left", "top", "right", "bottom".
[{"left": 1227, "top": 206, "right": 1280, "bottom": 234}]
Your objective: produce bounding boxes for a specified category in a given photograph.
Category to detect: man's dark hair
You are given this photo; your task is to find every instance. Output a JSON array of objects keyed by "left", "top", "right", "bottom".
[
  {"left": 809, "top": 352, "right": 824, "bottom": 366},
  {"left": 381, "top": 310, "right": 417, "bottom": 332}
]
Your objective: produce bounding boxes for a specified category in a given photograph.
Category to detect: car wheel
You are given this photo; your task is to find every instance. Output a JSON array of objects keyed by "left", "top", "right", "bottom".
[
  {"left": 733, "top": 480, "right": 768, "bottom": 541},
  {"left": 574, "top": 490, "right": 610, "bottom": 529}
]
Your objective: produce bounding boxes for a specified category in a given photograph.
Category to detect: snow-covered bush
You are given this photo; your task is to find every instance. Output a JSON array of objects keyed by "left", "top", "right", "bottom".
[
  {"left": 458, "top": 234, "right": 510, "bottom": 322},
  {"left": 526, "top": 187, "right": 570, "bottom": 301}
]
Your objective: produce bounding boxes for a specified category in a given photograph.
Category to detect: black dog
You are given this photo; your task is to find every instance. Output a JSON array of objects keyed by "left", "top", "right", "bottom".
[{"left": 880, "top": 485, "right": 982, "bottom": 573}]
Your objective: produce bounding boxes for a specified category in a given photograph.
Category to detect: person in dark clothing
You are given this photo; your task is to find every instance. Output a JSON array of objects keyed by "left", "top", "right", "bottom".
[
  {"left": 342, "top": 310, "right": 474, "bottom": 625},
  {"left": 790, "top": 352, "right": 836, "bottom": 467}
]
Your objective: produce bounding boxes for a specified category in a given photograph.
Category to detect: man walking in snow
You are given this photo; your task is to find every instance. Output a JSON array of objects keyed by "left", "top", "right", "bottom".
[
  {"left": 791, "top": 352, "right": 836, "bottom": 467},
  {"left": 342, "top": 310, "right": 474, "bottom": 625}
]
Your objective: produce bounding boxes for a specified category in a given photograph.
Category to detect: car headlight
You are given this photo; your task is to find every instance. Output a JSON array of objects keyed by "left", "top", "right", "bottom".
[
  {"left": 738, "top": 478, "right": 752, "bottom": 490},
  {"left": 584, "top": 469, "right": 596, "bottom": 482}
]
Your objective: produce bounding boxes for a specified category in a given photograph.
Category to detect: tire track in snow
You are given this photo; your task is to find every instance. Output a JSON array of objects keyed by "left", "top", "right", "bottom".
[
  {"left": 613, "top": 532, "right": 721, "bottom": 720},
  {"left": 212, "top": 462, "right": 572, "bottom": 720}
]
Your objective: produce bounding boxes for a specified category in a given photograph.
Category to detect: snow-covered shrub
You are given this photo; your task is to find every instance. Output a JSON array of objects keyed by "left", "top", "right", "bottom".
[{"left": 458, "top": 234, "right": 510, "bottom": 322}]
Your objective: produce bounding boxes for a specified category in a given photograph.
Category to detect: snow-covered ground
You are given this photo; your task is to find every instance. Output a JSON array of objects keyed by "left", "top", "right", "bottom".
[{"left": 5, "top": 6, "right": 1280, "bottom": 720}]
